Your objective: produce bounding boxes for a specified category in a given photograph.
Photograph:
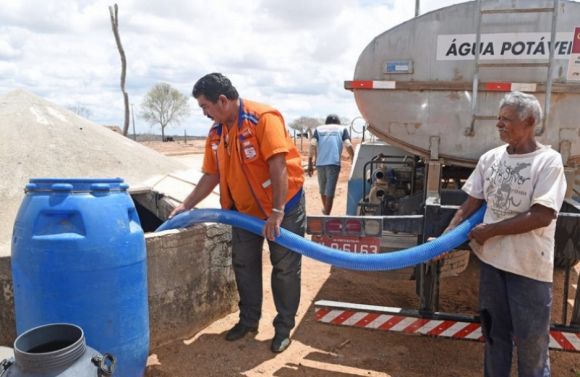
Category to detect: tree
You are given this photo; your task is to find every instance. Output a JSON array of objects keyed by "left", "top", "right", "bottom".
[
  {"left": 67, "top": 104, "right": 93, "bottom": 119},
  {"left": 289, "top": 116, "right": 319, "bottom": 135},
  {"left": 288, "top": 116, "right": 320, "bottom": 151},
  {"left": 109, "top": 4, "right": 130, "bottom": 136},
  {"left": 139, "top": 83, "right": 191, "bottom": 141}
]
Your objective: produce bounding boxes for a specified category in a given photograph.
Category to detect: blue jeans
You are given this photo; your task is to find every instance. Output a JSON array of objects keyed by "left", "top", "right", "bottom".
[
  {"left": 317, "top": 165, "right": 341, "bottom": 197},
  {"left": 231, "top": 194, "right": 305, "bottom": 336},
  {"left": 479, "top": 261, "right": 552, "bottom": 377}
]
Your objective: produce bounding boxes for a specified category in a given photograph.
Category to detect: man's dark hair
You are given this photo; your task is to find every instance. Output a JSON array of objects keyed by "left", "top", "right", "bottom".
[
  {"left": 192, "top": 73, "right": 239, "bottom": 103},
  {"left": 325, "top": 114, "right": 340, "bottom": 125}
]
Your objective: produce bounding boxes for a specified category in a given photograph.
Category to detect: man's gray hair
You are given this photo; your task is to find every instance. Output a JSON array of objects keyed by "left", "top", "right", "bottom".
[{"left": 499, "top": 91, "right": 542, "bottom": 125}]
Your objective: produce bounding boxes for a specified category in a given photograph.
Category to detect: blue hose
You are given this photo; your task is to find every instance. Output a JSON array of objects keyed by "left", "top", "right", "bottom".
[{"left": 155, "top": 205, "right": 486, "bottom": 271}]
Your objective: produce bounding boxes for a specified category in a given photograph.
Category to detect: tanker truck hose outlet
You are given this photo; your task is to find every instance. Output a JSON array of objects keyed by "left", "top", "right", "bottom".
[{"left": 155, "top": 205, "right": 486, "bottom": 271}]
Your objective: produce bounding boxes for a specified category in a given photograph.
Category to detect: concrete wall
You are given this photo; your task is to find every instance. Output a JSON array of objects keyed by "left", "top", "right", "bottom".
[
  {"left": 147, "top": 224, "right": 238, "bottom": 348},
  {"left": 0, "top": 223, "right": 238, "bottom": 349},
  {"left": 0, "top": 258, "right": 15, "bottom": 347}
]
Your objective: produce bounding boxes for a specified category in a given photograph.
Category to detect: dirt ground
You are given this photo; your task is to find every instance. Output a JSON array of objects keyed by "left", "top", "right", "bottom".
[{"left": 142, "top": 139, "right": 580, "bottom": 377}]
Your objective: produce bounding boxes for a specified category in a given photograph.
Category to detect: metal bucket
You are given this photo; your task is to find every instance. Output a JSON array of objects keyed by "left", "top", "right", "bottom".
[{"left": 0, "top": 323, "right": 115, "bottom": 377}]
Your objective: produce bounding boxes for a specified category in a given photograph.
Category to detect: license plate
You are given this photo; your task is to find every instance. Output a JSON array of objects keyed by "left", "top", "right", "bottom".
[{"left": 311, "top": 235, "right": 380, "bottom": 254}]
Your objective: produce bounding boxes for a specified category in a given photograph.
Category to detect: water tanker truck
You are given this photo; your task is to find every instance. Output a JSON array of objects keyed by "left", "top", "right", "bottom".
[{"left": 311, "top": 0, "right": 580, "bottom": 351}]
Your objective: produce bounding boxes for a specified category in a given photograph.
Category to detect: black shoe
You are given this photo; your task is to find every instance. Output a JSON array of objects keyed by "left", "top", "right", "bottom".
[
  {"left": 226, "top": 323, "right": 258, "bottom": 341},
  {"left": 271, "top": 333, "right": 291, "bottom": 353}
]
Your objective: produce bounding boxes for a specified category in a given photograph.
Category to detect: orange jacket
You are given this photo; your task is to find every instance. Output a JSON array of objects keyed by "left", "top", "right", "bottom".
[{"left": 202, "top": 99, "right": 304, "bottom": 219}]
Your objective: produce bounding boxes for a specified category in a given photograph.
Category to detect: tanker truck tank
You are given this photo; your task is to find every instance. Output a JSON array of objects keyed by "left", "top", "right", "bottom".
[{"left": 348, "top": 0, "right": 580, "bottom": 190}]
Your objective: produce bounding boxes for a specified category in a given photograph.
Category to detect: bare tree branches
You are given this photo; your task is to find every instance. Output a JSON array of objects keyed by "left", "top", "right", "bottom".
[
  {"left": 67, "top": 103, "right": 93, "bottom": 119},
  {"left": 109, "top": 4, "right": 130, "bottom": 136},
  {"left": 288, "top": 116, "right": 320, "bottom": 133},
  {"left": 288, "top": 116, "right": 320, "bottom": 151}
]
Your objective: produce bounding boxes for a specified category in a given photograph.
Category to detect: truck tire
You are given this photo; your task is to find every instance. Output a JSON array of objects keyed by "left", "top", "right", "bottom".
[{"left": 554, "top": 256, "right": 580, "bottom": 269}]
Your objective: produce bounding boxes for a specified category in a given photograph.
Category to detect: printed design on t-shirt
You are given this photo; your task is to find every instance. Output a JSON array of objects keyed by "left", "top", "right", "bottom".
[{"left": 485, "top": 161, "right": 531, "bottom": 217}]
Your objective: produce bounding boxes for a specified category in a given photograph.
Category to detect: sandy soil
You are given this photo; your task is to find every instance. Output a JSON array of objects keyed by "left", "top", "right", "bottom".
[{"left": 143, "top": 139, "right": 580, "bottom": 377}]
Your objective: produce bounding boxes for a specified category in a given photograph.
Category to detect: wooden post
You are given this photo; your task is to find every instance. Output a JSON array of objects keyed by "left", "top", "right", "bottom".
[
  {"left": 131, "top": 103, "right": 136, "bottom": 141},
  {"left": 109, "top": 4, "right": 130, "bottom": 137}
]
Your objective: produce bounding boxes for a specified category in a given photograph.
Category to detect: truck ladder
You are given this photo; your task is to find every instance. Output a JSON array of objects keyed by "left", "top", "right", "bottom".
[{"left": 465, "top": 0, "right": 559, "bottom": 137}]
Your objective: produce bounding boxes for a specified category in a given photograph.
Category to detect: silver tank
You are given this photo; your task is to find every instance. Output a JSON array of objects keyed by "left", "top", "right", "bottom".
[
  {"left": 0, "top": 324, "right": 115, "bottom": 377},
  {"left": 351, "top": 0, "right": 580, "bottom": 173}
]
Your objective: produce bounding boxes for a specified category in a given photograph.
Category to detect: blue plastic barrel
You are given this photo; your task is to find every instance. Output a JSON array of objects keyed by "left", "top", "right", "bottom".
[{"left": 11, "top": 178, "right": 149, "bottom": 377}]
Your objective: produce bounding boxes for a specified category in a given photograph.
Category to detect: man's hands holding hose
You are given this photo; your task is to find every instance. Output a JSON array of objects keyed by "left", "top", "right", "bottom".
[{"left": 263, "top": 211, "right": 284, "bottom": 241}]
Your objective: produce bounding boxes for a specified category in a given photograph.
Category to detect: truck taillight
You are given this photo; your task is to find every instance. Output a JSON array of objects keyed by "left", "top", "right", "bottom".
[
  {"left": 306, "top": 216, "right": 383, "bottom": 237},
  {"left": 309, "top": 218, "right": 323, "bottom": 234},
  {"left": 364, "top": 219, "right": 382, "bottom": 237},
  {"left": 325, "top": 219, "right": 342, "bottom": 234},
  {"left": 345, "top": 220, "right": 362, "bottom": 235}
]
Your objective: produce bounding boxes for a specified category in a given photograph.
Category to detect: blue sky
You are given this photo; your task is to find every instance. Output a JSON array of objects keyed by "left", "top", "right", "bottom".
[{"left": 0, "top": 0, "right": 471, "bottom": 136}]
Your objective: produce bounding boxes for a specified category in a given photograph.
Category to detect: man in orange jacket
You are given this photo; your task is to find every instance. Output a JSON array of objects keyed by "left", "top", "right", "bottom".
[{"left": 169, "top": 73, "right": 305, "bottom": 353}]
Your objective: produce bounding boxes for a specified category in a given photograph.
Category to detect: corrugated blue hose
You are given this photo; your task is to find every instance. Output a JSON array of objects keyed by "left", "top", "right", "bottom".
[{"left": 155, "top": 205, "right": 486, "bottom": 271}]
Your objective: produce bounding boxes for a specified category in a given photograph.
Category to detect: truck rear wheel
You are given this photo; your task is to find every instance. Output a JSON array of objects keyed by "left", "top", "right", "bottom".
[{"left": 554, "top": 256, "right": 580, "bottom": 269}]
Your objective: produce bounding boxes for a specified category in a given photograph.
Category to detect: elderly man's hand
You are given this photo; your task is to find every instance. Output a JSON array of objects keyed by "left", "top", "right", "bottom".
[
  {"left": 468, "top": 223, "right": 494, "bottom": 245},
  {"left": 427, "top": 237, "right": 449, "bottom": 261}
]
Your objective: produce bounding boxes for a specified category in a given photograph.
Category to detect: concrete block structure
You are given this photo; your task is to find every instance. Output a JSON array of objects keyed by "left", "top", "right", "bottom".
[
  {"left": 147, "top": 224, "right": 237, "bottom": 348},
  {"left": 0, "top": 259, "right": 14, "bottom": 346}
]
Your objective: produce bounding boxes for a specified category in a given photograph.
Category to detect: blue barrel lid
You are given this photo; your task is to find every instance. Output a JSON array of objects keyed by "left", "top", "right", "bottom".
[{"left": 25, "top": 178, "right": 129, "bottom": 193}]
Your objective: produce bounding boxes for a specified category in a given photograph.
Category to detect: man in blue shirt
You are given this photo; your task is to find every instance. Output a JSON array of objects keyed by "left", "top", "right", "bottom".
[{"left": 307, "top": 114, "right": 354, "bottom": 215}]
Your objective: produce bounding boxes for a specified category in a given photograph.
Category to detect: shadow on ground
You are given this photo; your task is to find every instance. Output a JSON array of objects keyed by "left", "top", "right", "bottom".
[{"left": 146, "top": 253, "right": 580, "bottom": 377}]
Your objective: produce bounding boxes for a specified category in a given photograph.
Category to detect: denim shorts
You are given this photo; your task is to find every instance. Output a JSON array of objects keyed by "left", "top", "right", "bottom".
[{"left": 317, "top": 165, "right": 341, "bottom": 197}]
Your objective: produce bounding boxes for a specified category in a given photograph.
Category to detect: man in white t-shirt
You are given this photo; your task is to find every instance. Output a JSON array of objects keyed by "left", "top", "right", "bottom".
[{"left": 440, "top": 92, "right": 566, "bottom": 376}]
